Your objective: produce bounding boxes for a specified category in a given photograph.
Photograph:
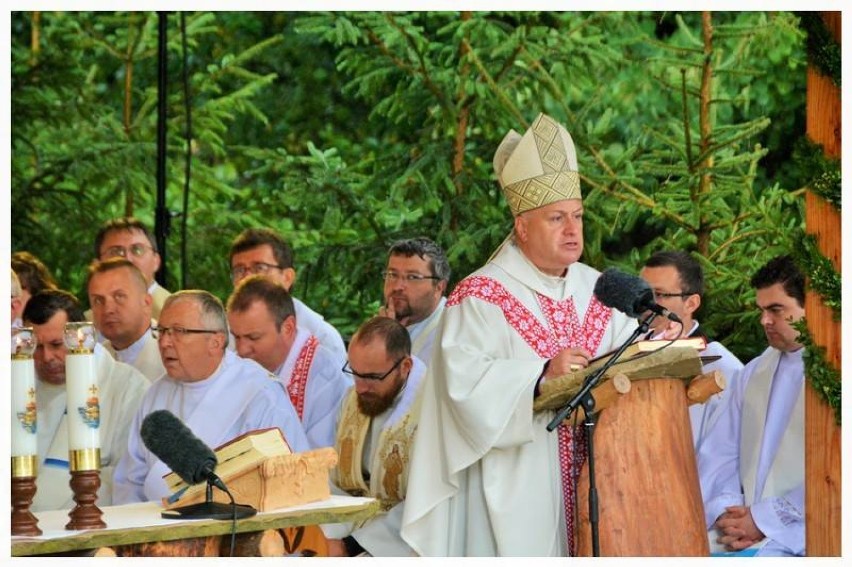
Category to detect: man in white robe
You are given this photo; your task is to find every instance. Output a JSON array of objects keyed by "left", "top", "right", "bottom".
[
  {"left": 378, "top": 237, "right": 449, "bottom": 364},
  {"left": 698, "top": 255, "right": 806, "bottom": 556},
  {"left": 639, "top": 250, "right": 743, "bottom": 451},
  {"left": 323, "top": 317, "right": 428, "bottom": 557},
  {"left": 227, "top": 276, "right": 351, "bottom": 449},
  {"left": 112, "top": 290, "right": 309, "bottom": 504},
  {"left": 229, "top": 227, "right": 346, "bottom": 361},
  {"left": 87, "top": 258, "right": 165, "bottom": 382},
  {"left": 23, "top": 290, "right": 149, "bottom": 512},
  {"left": 401, "top": 113, "right": 636, "bottom": 556}
]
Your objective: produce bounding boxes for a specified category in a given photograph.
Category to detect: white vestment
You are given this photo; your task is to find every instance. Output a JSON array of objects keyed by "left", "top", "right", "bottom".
[
  {"left": 322, "top": 356, "right": 427, "bottom": 556},
  {"left": 406, "top": 297, "right": 446, "bottom": 364},
  {"left": 294, "top": 297, "right": 347, "bottom": 362},
  {"left": 32, "top": 344, "right": 150, "bottom": 511},
  {"left": 149, "top": 281, "right": 171, "bottom": 319},
  {"left": 678, "top": 322, "right": 745, "bottom": 452},
  {"left": 400, "top": 241, "right": 636, "bottom": 556},
  {"left": 698, "top": 346, "right": 805, "bottom": 556},
  {"left": 111, "top": 349, "right": 310, "bottom": 504},
  {"left": 275, "top": 327, "right": 353, "bottom": 449},
  {"left": 103, "top": 325, "right": 165, "bottom": 383}
]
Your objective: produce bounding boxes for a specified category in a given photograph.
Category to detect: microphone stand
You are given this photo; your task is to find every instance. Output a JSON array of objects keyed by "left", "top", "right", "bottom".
[
  {"left": 161, "top": 477, "right": 257, "bottom": 521},
  {"left": 546, "top": 312, "right": 657, "bottom": 557}
]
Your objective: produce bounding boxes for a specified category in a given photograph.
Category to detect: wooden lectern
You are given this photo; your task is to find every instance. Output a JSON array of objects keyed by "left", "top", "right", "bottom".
[{"left": 537, "top": 346, "right": 718, "bottom": 556}]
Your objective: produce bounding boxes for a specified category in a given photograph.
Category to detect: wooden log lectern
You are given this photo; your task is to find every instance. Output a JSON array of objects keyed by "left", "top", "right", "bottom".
[{"left": 537, "top": 345, "right": 720, "bottom": 556}]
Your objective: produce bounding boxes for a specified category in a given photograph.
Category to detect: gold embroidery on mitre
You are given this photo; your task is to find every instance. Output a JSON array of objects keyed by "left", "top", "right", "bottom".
[
  {"left": 495, "top": 113, "right": 582, "bottom": 216},
  {"left": 504, "top": 172, "right": 581, "bottom": 215}
]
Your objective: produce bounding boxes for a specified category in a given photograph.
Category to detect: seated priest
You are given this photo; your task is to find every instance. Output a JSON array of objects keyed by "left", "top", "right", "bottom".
[
  {"left": 112, "top": 290, "right": 310, "bottom": 504},
  {"left": 321, "top": 316, "right": 428, "bottom": 556},
  {"left": 23, "top": 289, "right": 150, "bottom": 512}
]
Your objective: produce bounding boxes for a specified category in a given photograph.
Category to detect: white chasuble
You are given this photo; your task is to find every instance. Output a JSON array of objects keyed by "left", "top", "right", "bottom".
[{"left": 401, "top": 241, "right": 636, "bottom": 556}]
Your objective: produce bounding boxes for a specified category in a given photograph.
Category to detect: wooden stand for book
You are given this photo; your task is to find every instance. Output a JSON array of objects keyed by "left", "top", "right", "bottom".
[
  {"left": 574, "top": 348, "right": 711, "bottom": 556},
  {"left": 165, "top": 448, "right": 338, "bottom": 513}
]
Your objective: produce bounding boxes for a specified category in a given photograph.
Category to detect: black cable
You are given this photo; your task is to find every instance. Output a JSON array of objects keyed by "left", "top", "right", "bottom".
[
  {"left": 179, "top": 12, "right": 192, "bottom": 289},
  {"left": 224, "top": 486, "right": 238, "bottom": 557}
]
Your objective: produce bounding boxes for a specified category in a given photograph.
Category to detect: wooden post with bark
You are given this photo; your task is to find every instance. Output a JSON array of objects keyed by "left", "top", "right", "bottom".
[{"left": 804, "top": 11, "right": 841, "bottom": 557}]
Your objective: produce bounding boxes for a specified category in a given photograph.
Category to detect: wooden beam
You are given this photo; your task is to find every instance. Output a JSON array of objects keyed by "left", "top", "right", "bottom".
[{"left": 804, "top": 11, "right": 841, "bottom": 557}]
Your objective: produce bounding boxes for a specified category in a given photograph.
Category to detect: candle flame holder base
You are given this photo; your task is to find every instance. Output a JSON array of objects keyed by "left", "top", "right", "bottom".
[
  {"left": 11, "top": 475, "right": 42, "bottom": 536},
  {"left": 66, "top": 469, "right": 106, "bottom": 530}
]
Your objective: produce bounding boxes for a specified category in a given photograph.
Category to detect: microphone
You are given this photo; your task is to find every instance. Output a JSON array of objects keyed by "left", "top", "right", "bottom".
[
  {"left": 593, "top": 268, "right": 682, "bottom": 323},
  {"left": 140, "top": 409, "right": 227, "bottom": 492}
]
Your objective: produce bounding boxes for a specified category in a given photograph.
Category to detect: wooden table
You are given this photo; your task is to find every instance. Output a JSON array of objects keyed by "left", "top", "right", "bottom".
[{"left": 12, "top": 495, "right": 379, "bottom": 556}]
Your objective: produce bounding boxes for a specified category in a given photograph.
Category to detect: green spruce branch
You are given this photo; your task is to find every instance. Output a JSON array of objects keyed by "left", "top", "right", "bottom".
[
  {"left": 795, "top": 12, "right": 841, "bottom": 87},
  {"left": 794, "top": 320, "right": 841, "bottom": 425}
]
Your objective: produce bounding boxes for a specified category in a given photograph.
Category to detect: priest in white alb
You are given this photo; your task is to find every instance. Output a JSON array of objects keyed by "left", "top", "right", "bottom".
[
  {"left": 400, "top": 113, "right": 636, "bottom": 556},
  {"left": 698, "top": 255, "right": 806, "bottom": 556},
  {"left": 112, "top": 290, "right": 310, "bottom": 504}
]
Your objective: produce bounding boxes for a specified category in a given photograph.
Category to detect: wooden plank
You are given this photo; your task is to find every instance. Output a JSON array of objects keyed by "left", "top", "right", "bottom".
[
  {"left": 804, "top": 11, "right": 841, "bottom": 557},
  {"left": 11, "top": 497, "right": 380, "bottom": 557}
]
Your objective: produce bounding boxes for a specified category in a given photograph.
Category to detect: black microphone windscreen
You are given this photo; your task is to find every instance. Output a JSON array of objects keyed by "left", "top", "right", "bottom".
[
  {"left": 140, "top": 409, "right": 217, "bottom": 486},
  {"left": 593, "top": 268, "right": 654, "bottom": 318}
]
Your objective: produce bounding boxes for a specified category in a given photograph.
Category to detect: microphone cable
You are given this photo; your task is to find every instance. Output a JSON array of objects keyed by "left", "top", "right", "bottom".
[{"left": 225, "top": 485, "right": 238, "bottom": 557}]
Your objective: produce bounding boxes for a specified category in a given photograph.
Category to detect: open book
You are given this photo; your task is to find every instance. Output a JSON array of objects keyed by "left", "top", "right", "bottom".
[
  {"left": 164, "top": 427, "right": 292, "bottom": 499},
  {"left": 587, "top": 336, "right": 707, "bottom": 372}
]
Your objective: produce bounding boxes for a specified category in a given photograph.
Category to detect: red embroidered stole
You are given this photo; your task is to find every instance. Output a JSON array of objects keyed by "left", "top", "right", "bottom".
[
  {"left": 448, "top": 275, "right": 611, "bottom": 553},
  {"left": 288, "top": 335, "right": 319, "bottom": 421}
]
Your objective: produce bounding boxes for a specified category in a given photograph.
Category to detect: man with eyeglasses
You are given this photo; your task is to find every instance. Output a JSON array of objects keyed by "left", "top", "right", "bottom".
[
  {"left": 378, "top": 237, "right": 450, "bottom": 364},
  {"left": 226, "top": 276, "right": 351, "bottom": 449},
  {"left": 22, "top": 289, "right": 149, "bottom": 512},
  {"left": 112, "top": 290, "right": 310, "bottom": 504},
  {"left": 91, "top": 217, "right": 171, "bottom": 319},
  {"left": 639, "top": 250, "right": 743, "bottom": 451},
  {"left": 229, "top": 228, "right": 346, "bottom": 362},
  {"left": 401, "top": 114, "right": 637, "bottom": 556},
  {"left": 698, "top": 255, "right": 806, "bottom": 556},
  {"left": 87, "top": 258, "right": 165, "bottom": 382},
  {"left": 321, "top": 317, "right": 427, "bottom": 557}
]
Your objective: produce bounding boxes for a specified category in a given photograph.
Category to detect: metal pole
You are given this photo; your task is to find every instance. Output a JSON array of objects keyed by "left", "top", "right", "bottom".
[{"left": 154, "top": 11, "right": 170, "bottom": 286}]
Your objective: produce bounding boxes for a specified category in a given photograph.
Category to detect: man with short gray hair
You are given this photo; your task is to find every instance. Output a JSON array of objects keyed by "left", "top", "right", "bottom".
[{"left": 112, "top": 290, "right": 310, "bottom": 504}]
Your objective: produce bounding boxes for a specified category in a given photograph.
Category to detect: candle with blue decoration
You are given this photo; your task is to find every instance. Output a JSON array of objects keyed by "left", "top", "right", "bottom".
[
  {"left": 62, "top": 321, "right": 105, "bottom": 530},
  {"left": 11, "top": 326, "right": 41, "bottom": 536}
]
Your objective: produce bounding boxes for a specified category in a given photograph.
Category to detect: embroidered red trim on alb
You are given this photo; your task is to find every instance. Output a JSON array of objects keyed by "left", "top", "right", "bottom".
[
  {"left": 447, "top": 274, "right": 612, "bottom": 553},
  {"left": 288, "top": 335, "right": 318, "bottom": 421}
]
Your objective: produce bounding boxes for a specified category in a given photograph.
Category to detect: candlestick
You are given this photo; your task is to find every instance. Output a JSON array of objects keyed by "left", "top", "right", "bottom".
[
  {"left": 10, "top": 327, "right": 41, "bottom": 536},
  {"left": 62, "top": 322, "right": 106, "bottom": 530}
]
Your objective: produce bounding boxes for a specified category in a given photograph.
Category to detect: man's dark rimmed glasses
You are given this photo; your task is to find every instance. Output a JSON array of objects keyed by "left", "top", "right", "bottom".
[
  {"left": 152, "top": 326, "right": 222, "bottom": 340},
  {"left": 342, "top": 356, "right": 406, "bottom": 381},
  {"left": 654, "top": 291, "right": 695, "bottom": 299},
  {"left": 382, "top": 271, "right": 440, "bottom": 284}
]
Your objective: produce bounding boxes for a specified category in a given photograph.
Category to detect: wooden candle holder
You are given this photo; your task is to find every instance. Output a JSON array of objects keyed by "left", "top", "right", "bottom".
[
  {"left": 66, "top": 469, "right": 106, "bottom": 530},
  {"left": 11, "top": 474, "right": 42, "bottom": 536}
]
